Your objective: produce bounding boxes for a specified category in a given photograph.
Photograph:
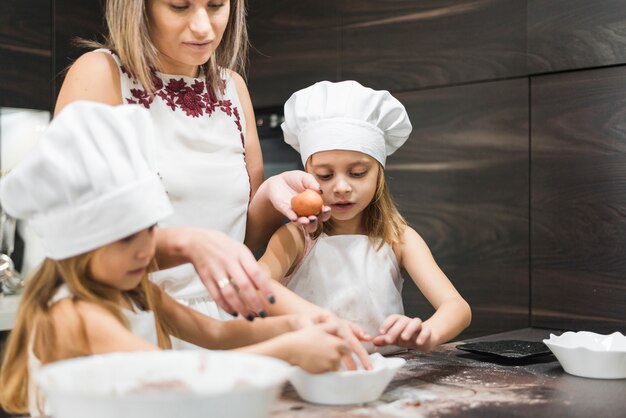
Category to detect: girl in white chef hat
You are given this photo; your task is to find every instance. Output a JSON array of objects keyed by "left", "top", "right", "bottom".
[
  {"left": 0, "top": 101, "right": 351, "bottom": 416},
  {"left": 258, "top": 80, "right": 471, "bottom": 354}
]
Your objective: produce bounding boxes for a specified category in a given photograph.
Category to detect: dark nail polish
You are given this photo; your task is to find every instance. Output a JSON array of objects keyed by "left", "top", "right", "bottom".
[
  {"left": 319, "top": 189, "right": 323, "bottom": 195},
  {"left": 246, "top": 314, "right": 254, "bottom": 322},
  {"left": 231, "top": 312, "right": 239, "bottom": 317},
  {"left": 259, "top": 310, "right": 267, "bottom": 318},
  {"left": 268, "top": 295, "right": 276, "bottom": 304}
]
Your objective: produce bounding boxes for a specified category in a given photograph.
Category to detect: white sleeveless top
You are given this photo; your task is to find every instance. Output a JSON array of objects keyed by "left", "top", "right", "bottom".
[
  {"left": 28, "top": 285, "right": 159, "bottom": 417},
  {"left": 284, "top": 233, "right": 404, "bottom": 354},
  {"left": 103, "top": 50, "right": 250, "bottom": 320}
]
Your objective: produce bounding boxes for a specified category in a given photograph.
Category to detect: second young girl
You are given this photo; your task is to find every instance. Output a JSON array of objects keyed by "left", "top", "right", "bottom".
[
  {"left": 0, "top": 102, "right": 350, "bottom": 416},
  {"left": 259, "top": 80, "right": 472, "bottom": 353}
]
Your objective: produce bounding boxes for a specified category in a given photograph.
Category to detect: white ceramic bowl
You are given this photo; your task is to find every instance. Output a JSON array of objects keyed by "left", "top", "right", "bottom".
[
  {"left": 289, "top": 353, "right": 406, "bottom": 405},
  {"left": 36, "top": 350, "right": 291, "bottom": 418},
  {"left": 543, "top": 331, "right": 626, "bottom": 379}
]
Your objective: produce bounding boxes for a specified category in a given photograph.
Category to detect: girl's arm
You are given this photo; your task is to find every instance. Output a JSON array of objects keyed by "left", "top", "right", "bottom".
[
  {"left": 55, "top": 50, "right": 123, "bottom": 115},
  {"left": 374, "top": 226, "right": 471, "bottom": 352},
  {"left": 153, "top": 285, "right": 351, "bottom": 373}
]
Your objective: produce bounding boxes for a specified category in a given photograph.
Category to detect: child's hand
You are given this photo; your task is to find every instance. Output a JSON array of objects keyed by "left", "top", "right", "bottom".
[
  {"left": 372, "top": 314, "right": 438, "bottom": 353},
  {"left": 282, "top": 322, "right": 351, "bottom": 373},
  {"left": 286, "top": 312, "right": 373, "bottom": 370}
]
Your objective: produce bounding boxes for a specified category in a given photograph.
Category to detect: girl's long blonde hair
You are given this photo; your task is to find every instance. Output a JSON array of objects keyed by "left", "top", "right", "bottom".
[
  {"left": 316, "top": 162, "right": 408, "bottom": 250},
  {"left": 0, "top": 253, "right": 171, "bottom": 414},
  {"left": 82, "top": 0, "right": 248, "bottom": 96}
]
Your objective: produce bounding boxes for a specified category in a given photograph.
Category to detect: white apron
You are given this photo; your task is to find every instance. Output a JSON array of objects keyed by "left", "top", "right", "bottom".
[{"left": 284, "top": 233, "right": 404, "bottom": 354}]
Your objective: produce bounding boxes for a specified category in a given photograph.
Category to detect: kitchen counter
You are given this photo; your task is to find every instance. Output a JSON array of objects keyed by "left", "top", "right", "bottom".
[
  {"left": 0, "top": 293, "right": 20, "bottom": 331},
  {"left": 272, "top": 328, "right": 626, "bottom": 418}
]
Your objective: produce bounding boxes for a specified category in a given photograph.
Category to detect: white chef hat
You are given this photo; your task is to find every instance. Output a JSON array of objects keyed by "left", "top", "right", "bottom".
[
  {"left": 282, "top": 80, "right": 412, "bottom": 167},
  {"left": 0, "top": 101, "right": 173, "bottom": 260}
]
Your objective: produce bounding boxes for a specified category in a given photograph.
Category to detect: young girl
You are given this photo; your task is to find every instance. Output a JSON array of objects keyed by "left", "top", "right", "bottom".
[
  {"left": 259, "top": 80, "right": 472, "bottom": 354},
  {"left": 0, "top": 102, "right": 350, "bottom": 416}
]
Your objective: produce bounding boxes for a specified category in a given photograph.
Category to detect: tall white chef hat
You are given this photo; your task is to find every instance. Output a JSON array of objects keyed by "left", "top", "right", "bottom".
[
  {"left": 281, "top": 80, "right": 412, "bottom": 167},
  {"left": 0, "top": 101, "right": 173, "bottom": 260}
]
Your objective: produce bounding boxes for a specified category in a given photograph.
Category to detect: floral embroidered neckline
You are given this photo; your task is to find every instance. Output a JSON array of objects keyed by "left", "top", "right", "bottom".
[{"left": 120, "top": 63, "right": 244, "bottom": 145}]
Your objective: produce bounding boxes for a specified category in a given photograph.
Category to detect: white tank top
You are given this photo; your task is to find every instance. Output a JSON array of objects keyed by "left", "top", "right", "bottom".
[
  {"left": 103, "top": 50, "right": 250, "bottom": 320},
  {"left": 284, "top": 233, "right": 404, "bottom": 354},
  {"left": 28, "top": 285, "right": 159, "bottom": 417}
]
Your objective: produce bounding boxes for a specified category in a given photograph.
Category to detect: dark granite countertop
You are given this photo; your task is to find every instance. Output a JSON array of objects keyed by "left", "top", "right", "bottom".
[{"left": 271, "top": 328, "right": 626, "bottom": 418}]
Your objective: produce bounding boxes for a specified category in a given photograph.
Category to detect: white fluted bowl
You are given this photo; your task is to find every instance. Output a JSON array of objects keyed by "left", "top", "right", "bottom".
[
  {"left": 543, "top": 331, "right": 626, "bottom": 379},
  {"left": 289, "top": 353, "right": 405, "bottom": 405},
  {"left": 36, "top": 350, "right": 291, "bottom": 418}
]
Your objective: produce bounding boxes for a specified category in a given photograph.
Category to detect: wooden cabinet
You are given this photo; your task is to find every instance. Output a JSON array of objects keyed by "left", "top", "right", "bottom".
[
  {"left": 531, "top": 66, "right": 626, "bottom": 332},
  {"left": 528, "top": 0, "right": 626, "bottom": 73},
  {"left": 246, "top": 0, "right": 340, "bottom": 108},
  {"left": 340, "top": 0, "right": 527, "bottom": 92},
  {"left": 0, "top": 0, "right": 52, "bottom": 110}
]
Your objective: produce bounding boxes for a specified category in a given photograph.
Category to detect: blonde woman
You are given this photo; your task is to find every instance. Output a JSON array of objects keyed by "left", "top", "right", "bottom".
[
  {"left": 259, "top": 81, "right": 472, "bottom": 354},
  {"left": 0, "top": 102, "right": 351, "bottom": 416},
  {"left": 54, "top": 0, "right": 330, "bottom": 322}
]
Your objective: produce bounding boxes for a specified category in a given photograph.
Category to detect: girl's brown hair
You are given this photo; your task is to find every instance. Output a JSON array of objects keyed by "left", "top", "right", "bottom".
[
  {"left": 83, "top": 0, "right": 248, "bottom": 97},
  {"left": 310, "top": 158, "right": 407, "bottom": 250},
  {"left": 0, "top": 252, "right": 171, "bottom": 414}
]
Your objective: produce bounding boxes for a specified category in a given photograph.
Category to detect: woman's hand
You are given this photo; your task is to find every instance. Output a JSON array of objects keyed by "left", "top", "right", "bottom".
[
  {"left": 266, "top": 171, "right": 331, "bottom": 233},
  {"left": 157, "top": 228, "right": 274, "bottom": 318},
  {"left": 372, "top": 314, "right": 438, "bottom": 353},
  {"left": 287, "top": 311, "right": 373, "bottom": 370},
  {"left": 279, "top": 322, "right": 351, "bottom": 373}
]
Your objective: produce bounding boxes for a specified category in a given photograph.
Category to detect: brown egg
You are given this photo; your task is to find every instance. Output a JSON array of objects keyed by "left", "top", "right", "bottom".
[{"left": 291, "top": 189, "right": 324, "bottom": 217}]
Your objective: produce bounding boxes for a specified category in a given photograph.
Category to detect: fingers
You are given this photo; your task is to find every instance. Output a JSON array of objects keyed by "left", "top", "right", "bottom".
[
  {"left": 199, "top": 273, "right": 237, "bottom": 315},
  {"left": 382, "top": 316, "right": 410, "bottom": 345},
  {"left": 401, "top": 318, "right": 423, "bottom": 342},
  {"left": 348, "top": 321, "right": 372, "bottom": 342},
  {"left": 378, "top": 314, "right": 402, "bottom": 335},
  {"left": 226, "top": 263, "right": 264, "bottom": 317},
  {"left": 415, "top": 326, "right": 431, "bottom": 347},
  {"left": 341, "top": 352, "right": 357, "bottom": 371},
  {"left": 240, "top": 251, "right": 275, "bottom": 306},
  {"left": 299, "top": 172, "right": 321, "bottom": 191}
]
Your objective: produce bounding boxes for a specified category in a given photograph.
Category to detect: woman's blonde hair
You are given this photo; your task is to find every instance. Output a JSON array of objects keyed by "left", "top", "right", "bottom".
[
  {"left": 0, "top": 252, "right": 171, "bottom": 414},
  {"left": 83, "top": 0, "right": 248, "bottom": 96},
  {"left": 310, "top": 159, "right": 407, "bottom": 250}
]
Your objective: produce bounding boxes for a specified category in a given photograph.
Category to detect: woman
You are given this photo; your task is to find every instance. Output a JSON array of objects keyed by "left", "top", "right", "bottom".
[{"left": 55, "top": 0, "right": 327, "bottom": 320}]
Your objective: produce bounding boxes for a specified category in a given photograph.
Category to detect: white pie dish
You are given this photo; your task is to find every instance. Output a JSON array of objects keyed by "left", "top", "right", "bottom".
[
  {"left": 35, "top": 350, "right": 291, "bottom": 418},
  {"left": 289, "top": 353, "right": 406, "bottom": 405},
  {"left": 543, "top": 331, "right": 626, "bottom": 379}
]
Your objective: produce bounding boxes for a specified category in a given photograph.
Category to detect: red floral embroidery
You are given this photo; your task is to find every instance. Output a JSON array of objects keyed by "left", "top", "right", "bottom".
[{"left": 120, "top": 63, "right": 245, "bottom": 144}]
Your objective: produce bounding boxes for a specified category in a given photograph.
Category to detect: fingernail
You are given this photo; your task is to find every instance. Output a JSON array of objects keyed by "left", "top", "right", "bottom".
[
  {"left": 246, "top": 314, "right": 255, "bottom": 322},
  {"left": 231, "top": 312, "right": 239, "bottom": 317},
  {"left": 268, "top": 295, "right": 276, "bottom": 304},
  {"left": 310, "top": 218, "right": 317, "bottom": 224},
  {"left": 259, "top": 310, "right": 267, "bottom": 318},
  {"left": 319, "top": 189, "right": 323, "bottom": 195}
]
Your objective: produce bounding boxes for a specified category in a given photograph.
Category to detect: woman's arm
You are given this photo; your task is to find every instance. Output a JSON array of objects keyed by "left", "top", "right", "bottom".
[
  {"left": 229, "top": 71, "right": 284, "bottom": 249},
  {"left": 374, "top": 226, "right": 471, "bottom": 352},
  {"left": 154, "top": 227, "right": 273, "bottom": 317},
  {"left": 55, "top": 50, "right": 123, "bottom": 115}
]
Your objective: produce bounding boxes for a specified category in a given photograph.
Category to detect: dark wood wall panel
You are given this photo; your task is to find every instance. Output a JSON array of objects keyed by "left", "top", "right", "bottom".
[
  {"left": 528, "top": 0, "right": 626, "bottom": 74},
  {"left": 247, "top": 0, "right": 340, "bottom": 108},
  {"left": 0, "top": 0, "right": 52, "bottom": 109},
  {"left": 340, "top": 0, "right": 526, "bottom": 92},
  {"left": 390, "top": 78, "right": 529, "bottom": 338},
  {"left": 531, "top": 66, "right": 626, "bottom": 333},
  {"left": 53, "top": 0, "right": 106, "bottom": 104}
]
